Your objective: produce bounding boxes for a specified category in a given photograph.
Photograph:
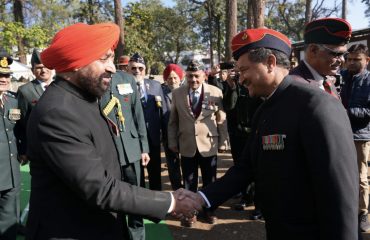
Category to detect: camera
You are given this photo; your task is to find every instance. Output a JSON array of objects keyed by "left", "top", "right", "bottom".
[{"left": 219, "top": 62, "right": 235, "bottom": 70}]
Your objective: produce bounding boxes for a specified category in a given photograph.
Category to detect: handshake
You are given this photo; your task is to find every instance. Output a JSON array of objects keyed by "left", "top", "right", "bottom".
[{"left": 170, "top": 188, "right": 205, "bottom": 220}]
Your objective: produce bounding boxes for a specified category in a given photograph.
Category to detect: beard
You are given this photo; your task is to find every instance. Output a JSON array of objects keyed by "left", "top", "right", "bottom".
[{"left": 77, "top": 72, "right": 111, "bottom": 98}]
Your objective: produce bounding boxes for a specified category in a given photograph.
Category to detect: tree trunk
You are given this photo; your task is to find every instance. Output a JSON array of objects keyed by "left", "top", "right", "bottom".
[
  {"left": 305, "top": 0, "right": 312, "bottom": 23},
  {"left": 113, "top": 0, "right": 125, "bottom": 60},
  {"left": 216, "top": 16, "right": 221, "bottom": 63},
  {"left": 247, "top": 0, "right": 253, "bottom": 29},
  {"left": 252, "top": 0, "right": 265, "bottom": 28},
  {"left": 13, "top": 0, "right": 26, "bottom": 64},
  {"left": 225, "top": 0, "right": 237, "bottom": 61},
  {"left": 342, "top": 0, "right": 347, "bottom": 19},
  {"left": 206, "top": 1, "right": 214, "bottom": 68}
]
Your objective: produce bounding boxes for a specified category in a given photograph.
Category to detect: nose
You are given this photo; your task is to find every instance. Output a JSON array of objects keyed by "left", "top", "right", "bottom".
[{"left": 106, "top": 60, "right": 116, "bottom": 74}]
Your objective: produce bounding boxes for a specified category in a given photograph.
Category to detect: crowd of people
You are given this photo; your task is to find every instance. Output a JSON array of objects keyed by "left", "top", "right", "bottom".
[{"left": 0, "top": 16, "right": 369, "bottom": 240}]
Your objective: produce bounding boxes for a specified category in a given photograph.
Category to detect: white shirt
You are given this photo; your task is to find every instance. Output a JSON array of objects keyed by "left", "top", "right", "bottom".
[
  {"left": 303, "top": 59, "right": 325, "bottom": 90},
  {"left": 37, "top": 80, "right": 49, "bottom": 91}
]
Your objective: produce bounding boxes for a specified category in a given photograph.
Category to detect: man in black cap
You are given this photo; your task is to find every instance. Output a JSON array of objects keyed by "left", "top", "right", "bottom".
[
  {"left": 0, "top": 50, "right": 25, "bottom": 240},
  {"left": 290, "top": 18, "right": 352, "bottom": 98},
  {"left": 168, "top": 59, "right": 228, "bottom": 227},
  {"left": 18, "top": 49, "right": 52, "bottom": 128},
  {"left": 177, "top": 28, "right": 358, "bottom": 239},
  {"left": 128, "top": 53, "right": 167, "bottom": 191}
]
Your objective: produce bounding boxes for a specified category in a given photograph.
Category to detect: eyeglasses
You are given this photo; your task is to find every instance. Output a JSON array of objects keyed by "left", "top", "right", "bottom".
[
  {"left": 0, "top": 73, "right": 11, "bottom": 78},
  {"left": 131, "top": 67, "right": 144, "bottom": 71},
  {"left": 317, "top": 44, "right": 348, "bottom": 58}
]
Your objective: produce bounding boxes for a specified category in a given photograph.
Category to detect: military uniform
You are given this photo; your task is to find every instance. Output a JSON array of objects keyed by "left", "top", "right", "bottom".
[
  {"left": 100, "top": 71, "right": 148, "bottom": 240},
  {"left": 0, "top": 91, "right": 22, "bottom": 240}
]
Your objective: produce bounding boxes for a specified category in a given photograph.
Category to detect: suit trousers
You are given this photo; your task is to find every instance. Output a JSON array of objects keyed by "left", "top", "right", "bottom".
[
  {"left": 0, "top": 185, "right": 20, "bottom": 240},
  {"left": 355, "top": 140, "right": 370, "bottom": 214},
  {"left": 181, "top": 151, "right": 217, "bottom": 192},
  {"left": 147, "top": 141, "right": 162, "bottom": 191},
  {"left": 122, "top": 162, "right": 145, "bottom": 240},
  {"left": 163, "top": 144, "right": 182, "bottom": 190}
]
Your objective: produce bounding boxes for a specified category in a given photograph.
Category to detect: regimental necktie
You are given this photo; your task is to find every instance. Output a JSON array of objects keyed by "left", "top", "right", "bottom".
[
  {"left": 191, "top": 90, "right": 199, "bottom": 111},
  {"left": 0, "top": 95, "right": 3, "bottom": 110},
  {"left": 137, "top": 82, "right": 146, "bottom": 106},
  {"left": 323, "top": 76, "right": 339, "bottom": 99}
]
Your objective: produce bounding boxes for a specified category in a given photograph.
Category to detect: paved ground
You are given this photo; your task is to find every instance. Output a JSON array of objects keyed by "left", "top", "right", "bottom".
[{"left": 156, "top": 151, "right": 370, "bottom": 240}]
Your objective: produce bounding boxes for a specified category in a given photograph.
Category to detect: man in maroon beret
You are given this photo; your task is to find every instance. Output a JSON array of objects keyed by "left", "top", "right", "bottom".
[
  {"left": 177, "top": 28, "right": 359, "bottom": 239},
  {"left": 25, "top": 23, "right": 200, "bottom": 240},
  {"left": 290, "top": 18, "right": 352, "bottom": 98}
]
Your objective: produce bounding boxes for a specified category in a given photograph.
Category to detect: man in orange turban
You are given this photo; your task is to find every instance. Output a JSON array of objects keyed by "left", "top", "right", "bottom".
[{"left": 25, "top": 23, "right": 201, "bottom": 240}]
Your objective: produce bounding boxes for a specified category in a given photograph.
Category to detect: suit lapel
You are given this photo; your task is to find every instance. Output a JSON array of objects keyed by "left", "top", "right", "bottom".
[
  {"left": 180, "top": 86, "right": 194, "bottom": 119},
  {"left": 197, "top": 83, "right": 211, "bottom": 121},
  {"left": 33, "top": 80, "right": 44, "bottom": 97}
]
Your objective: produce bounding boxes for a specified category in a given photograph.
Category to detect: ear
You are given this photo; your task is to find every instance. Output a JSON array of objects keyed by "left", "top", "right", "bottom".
[{"left": 266, "top": 54, "right": 277, "bottom": 72}]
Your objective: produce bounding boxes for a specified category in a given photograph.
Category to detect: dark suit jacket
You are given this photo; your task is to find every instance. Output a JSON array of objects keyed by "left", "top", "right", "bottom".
[
  {"left": 100, "top": 72, "right": 149, "bottom": 166},
  {"left": 140, "top": 79, "right": 167, "bottom": 146},
  {"left": 26, "top": 77, "right": 171, "bottom": 240},
  {"left": 18, "top": 79, "right": 44, "bottom": 154},
  {"left": 202, "top": 76, "right": 358, "bottom": 240}
]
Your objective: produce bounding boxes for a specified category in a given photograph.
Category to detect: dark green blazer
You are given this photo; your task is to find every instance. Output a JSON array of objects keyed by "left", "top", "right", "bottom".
[{"left": 100, "top": 71, "right": 149, "bottom": 166}]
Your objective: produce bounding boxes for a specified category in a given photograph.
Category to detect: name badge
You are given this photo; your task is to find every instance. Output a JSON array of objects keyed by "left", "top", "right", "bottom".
[
  {"left": 9, "top": 108, "right": 21, "bottom": 121},
  {"left": 117, "top": 83, "right": 133, "bottom": 95},
  {"left": 262, "top": 134, "right": 286, "bottom": 150}
]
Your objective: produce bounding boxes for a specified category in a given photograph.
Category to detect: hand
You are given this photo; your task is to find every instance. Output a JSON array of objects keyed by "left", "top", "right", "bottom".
[
  {"left": 18, "top": 155, "right": 28, "bottom": 165},
  {"left": 171, "top": 188, "right": 204, "bottom": 219},
  {"left": 226, "top": 70, "right": 237, "bottom": 89},
  {"left": 141, "top": 153, "right": 150, "bottom": 166},
  {"left": 169, "top": 146, "right": 179, "bottom": 153}
]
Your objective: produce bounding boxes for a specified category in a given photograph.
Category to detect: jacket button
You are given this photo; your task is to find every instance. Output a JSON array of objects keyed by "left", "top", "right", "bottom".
[{"left": 8, "top": 141, "right": 11, "bottom": 144}]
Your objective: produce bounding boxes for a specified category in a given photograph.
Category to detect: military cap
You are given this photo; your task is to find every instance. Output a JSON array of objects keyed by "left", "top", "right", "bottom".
[
  {"left": 129, "top": 52, "right": 145, "bottom": 65},
  {"left": 118, "top": 55, "right": 130, "bottom": 66},
  {"left": 186, "top": 60, "right": 205, "bottom": 71},
  {"left": 304, "top": 18, "right": 351, "bottom": 45},
  {"left": 231, "top": 28, "right": 291, "bottom": 60},
  {"left": 0, "top": 49, "right": 13, "bottom": 74},
  {"left": 31, "top": 48, "right": 42, "bottom": 67}
]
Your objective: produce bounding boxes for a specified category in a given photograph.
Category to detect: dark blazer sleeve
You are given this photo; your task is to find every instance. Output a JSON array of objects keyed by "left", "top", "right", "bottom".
[
  {"left": 37, "top": 108, "right": 171, "bottom": 219},
  {"left": 300, "top": 94, "right": 358, "bottom": 240}
]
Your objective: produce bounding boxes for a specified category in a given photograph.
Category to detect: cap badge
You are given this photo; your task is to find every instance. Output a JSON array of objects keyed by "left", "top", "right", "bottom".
[
  {"left": 242, "top": 33, "right": 248, "bottom": 41},
  {"left": 0, "top": 57, "right": 9, "bottom": 68}
]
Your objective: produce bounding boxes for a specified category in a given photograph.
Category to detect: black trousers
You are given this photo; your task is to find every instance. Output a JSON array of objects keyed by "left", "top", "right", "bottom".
[
  {"left": 122, "top": 162, "right": 145, "bottom": 240},
  {"left": 0, "top": 185, "right": 20, "bottom": 240},
  {"left": 181, "top": 150, "right": 217, "bottom": 192},
  {"left": 147, "top": 141, "right": 162, "bottom": 191},
  {"left": 163, "top": 144, "right": 182, "bottom": 190}
]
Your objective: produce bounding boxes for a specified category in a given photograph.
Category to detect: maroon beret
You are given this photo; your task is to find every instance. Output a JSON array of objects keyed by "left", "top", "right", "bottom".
[
  {"left": 304, "top": 18, "right": 351, "bottom": 45},
  {"left": 231, "top": 28, "right": 291, "bottom": 60}
]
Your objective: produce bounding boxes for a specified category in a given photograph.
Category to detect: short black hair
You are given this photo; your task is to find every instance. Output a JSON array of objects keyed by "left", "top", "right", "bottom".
[
  {"left": 348, "top": 44, "right": 368, "bottom": 56},
  {"left": 247, "top": 48, "right": 291, "bottom": 70}
]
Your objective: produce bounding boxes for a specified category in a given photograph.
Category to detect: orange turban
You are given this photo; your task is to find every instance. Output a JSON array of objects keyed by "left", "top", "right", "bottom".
[
  {"left": 163, "top": 64, "right": 184, "bottom": 81},
  {"left": 41, "top": 23, "right": 120, "bottom": 73}
]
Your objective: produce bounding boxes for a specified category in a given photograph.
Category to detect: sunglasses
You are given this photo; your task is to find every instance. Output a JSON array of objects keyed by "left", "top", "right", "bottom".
[
  {"left": 131, "top": 67, "right": 144, "bottom": 71},
  {"left": 318, "top": 44, "right": 348, "bottom": 58}
]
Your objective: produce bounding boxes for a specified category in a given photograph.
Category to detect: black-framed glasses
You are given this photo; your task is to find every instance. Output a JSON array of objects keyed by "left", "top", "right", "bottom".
[
  {"left": 131, "top": 67, "right": 144, "bottom": 71},
  {"left": 318, "top": 44, "right": 348, "bottom": 58}
]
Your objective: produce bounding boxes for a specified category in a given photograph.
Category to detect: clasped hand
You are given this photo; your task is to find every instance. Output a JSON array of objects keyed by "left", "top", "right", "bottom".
[{"left": 171, "top": 188, "right": 204, "bottom": 220}]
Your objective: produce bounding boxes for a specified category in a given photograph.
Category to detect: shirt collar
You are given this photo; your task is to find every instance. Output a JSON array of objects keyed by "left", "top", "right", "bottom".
[
  {"left": 189, "top": 84, "right": 202, "bottom": 94},
  {"left": 303, "top": 59, "right": 324, "bottom": 82}
]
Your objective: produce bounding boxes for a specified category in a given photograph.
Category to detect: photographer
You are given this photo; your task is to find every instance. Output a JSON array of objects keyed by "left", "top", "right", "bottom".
[
  {"left": 207, "top": 64, "right": 227, "bottom": 93},
  {"left": 222, "top": 64, "right": 263, "bottom": 218}
]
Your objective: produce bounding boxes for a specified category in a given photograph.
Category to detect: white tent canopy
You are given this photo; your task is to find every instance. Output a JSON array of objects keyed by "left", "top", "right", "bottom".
[{"left": 10, "top": 60, "right": 34, "bottom": 80}]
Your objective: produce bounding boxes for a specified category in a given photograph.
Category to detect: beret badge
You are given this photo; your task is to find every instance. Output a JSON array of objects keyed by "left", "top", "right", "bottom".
[
  {"left": 242, "top": 33, "right": 248, "bottom": 41},
  {"left": 0, "top": 57, "right": 9, "bottom": 68}
]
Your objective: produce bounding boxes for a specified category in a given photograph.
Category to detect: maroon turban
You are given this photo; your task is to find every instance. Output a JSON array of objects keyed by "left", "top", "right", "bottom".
[
  {"left": 163, "top": 64, "right": 184, "bottom": 81},
  {"left": 41, "top": 23, "right": 120, "bottom": 72}
]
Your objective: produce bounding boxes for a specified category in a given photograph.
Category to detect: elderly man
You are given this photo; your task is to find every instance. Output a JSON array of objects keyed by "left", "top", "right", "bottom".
[
  {"left": 341, "top": 43, "right": 370, "bottom": 232},
  {"left": 128, "top": 53, "right": 167, "bottom": 191},
  {"left": 179, "top": 28, "right": 359, "bottom": 239},
  {"left": 25, "top": 23, "right": 200, "bottom": 240},
  {"left": 0, "top": 51, "right": 24, "bottom": 240},
  {"left": 162, "top": 64, "right": 184, "bottom": 191},
  {"left": 290, "top": 18, "right": 351, "bottom": 98},
  {"left": 168, "top": 60, "right": 228, "bottom": 227}
]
